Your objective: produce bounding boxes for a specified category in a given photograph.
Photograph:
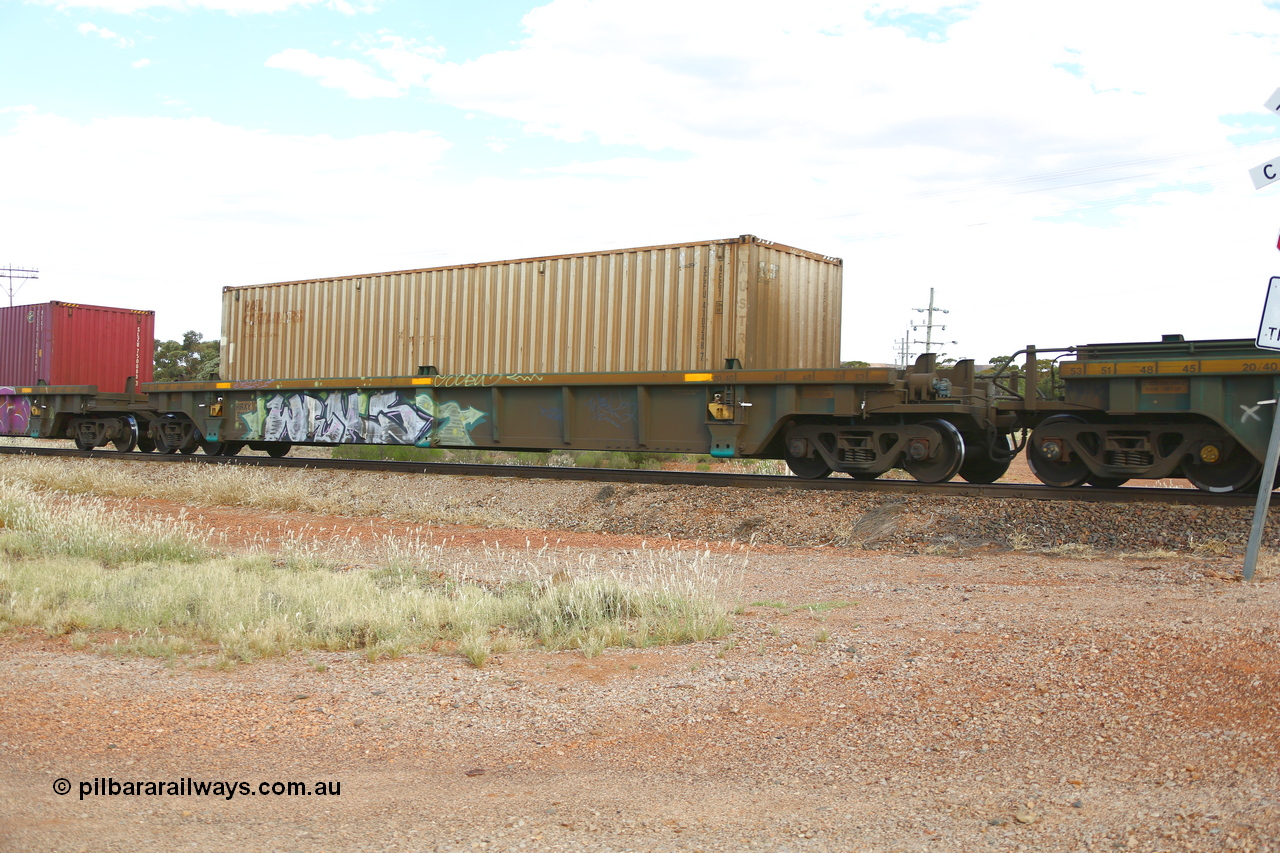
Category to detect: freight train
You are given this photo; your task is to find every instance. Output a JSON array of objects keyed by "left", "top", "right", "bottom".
[
  {"left": 2, "top": 335, "right": 1278, "bottom": 495},
  {"left": 0, "top": 238, "right": 1277, "bottom": 495}
]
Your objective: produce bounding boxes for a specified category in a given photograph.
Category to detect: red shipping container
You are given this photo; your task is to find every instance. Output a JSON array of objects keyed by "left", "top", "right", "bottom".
[{"left": 0, "top": 301, "right": 154, "bottom": 393}]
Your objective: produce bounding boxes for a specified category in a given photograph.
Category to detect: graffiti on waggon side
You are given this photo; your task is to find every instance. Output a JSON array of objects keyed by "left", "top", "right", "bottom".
[
  {"left": 431, "top": 400, "right": 487, "bottom": 445},
  {"left": 239, "top": 390, "right": 487, "bottom": 446},
  {"left": 588, "top": 392, "right": 637, "bottom": 427},
  {"left": 432, "top": 373, "right": 544, "bottom": 389},
  {"left": 0, "top": 389, "right": 30, "bottom": 435}
]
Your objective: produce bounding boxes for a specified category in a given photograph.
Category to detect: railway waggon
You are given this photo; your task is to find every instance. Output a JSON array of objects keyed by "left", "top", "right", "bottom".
[{"left": 3, "top": 334, "right": 1279, "bottom": 495}]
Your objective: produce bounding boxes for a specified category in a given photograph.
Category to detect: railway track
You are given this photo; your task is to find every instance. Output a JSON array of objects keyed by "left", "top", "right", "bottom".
[{"left": 0, "top": 443, "right": 1262, "bottom": 508}]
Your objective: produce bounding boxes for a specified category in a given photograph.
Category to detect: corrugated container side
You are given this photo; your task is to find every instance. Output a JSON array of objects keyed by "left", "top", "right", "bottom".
[
  {"left": 56, "top": 302, "right": 155, "bottom": 391},
  {"left": 0, "top": 302, "right": 154, "bottom": 391},
  {"left": 221, "top": 236, "right": 841, "bottom": 380},
  {"left": 0, "top": 303, "right": 50, "bottom": 387}
]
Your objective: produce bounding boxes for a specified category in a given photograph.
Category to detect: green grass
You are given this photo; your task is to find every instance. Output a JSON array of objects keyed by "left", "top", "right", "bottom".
[
  {"left": 0, "top": 475, "right": 737, "bottom": 665},
  {"left": 330, "top": 445, "right": 687, "bottom": 470},
  {"left": 0, "top": 480, "right": 206, "bottom": 567},
  {"left": 802, "top": 599, "right": 856, "bottom": 615},
  {"left": 749, "top": 599, "right": 855, "bottom": 616},
  {"left": 329, "top": 445, "right": 790, "bottom": 475}
]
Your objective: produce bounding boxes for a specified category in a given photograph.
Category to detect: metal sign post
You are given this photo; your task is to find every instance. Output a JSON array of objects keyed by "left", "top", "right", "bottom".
[
  {"left": 1245, "top": 277, "right": 1280, "bottom": 581},
  {"left": 1241, "top": 86, "right": 1280, "bottom": 581},
  {"left": 1243, "top": 418, "right": 1280, "bottom": 581}
]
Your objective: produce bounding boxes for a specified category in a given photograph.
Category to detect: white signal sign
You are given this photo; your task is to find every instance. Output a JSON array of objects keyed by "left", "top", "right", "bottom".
[
  {"left": 1266, "top": 87, "right": 1280, "bottom": 114},
  {"left": 1257, "top": 276, "right": 1280, "bottom": 350},
  {"left": 1250, "top": 87, "right": 1280, "bottom": 190},
  {"left": 1251, "top": 158, "right": 1280, "bottom": 190}
]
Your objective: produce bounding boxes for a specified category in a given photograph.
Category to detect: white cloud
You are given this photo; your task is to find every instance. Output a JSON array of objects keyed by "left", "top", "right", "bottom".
[
  {"left": 265, "top": 48, "right": 403, "bottom": 98},
  {"left": 264, "top": 35, "right": 443, "bottom": 99},
  {"left": 362, "top": 34, "right": 444, "bottom": 82},
  {"left": 10, "top": 0, "right": 1280, "bottom": 361},
  {"left": 383, "top": 0, "right": 1277, "bottom": 359},
  {"left": 77, "top": 21, "right": 134, "bottom": 47},
  {"left": 391, "top": 0, "right": 1277, "bottom": 181},
  {"left": 0, "top": 111, "right": 451, "bottom": 338},
  {"left": 35, "top": 0, "right": 376, "bottom": 13},
  {"left": 132, "top": 58, "right": 151, "bottom": 68}
]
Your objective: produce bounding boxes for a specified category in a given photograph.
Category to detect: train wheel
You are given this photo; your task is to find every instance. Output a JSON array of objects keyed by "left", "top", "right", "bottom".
[
  {"left": 265, "top": 443, "right": 293, "bottom": 459},
  {"left": 959, "top": 434, "right": 1013, "bottom": 484},
  {"left": 1027, "top": 415, "right": 1090, "bottom": 488},
  {"left": 1182, "top": 442, "right": 1262, "bottom": 493},
  {"left": 111, "top": 416, "right": 138, "bottom": 453},
  {"left": 74, "top": 433, "right": 97, "bottom": 451},
  {"left": 222, "top": 442, "right": 245, "bottom": 457},
  {"left": 903, "top": 419, "right": 964, "bottom": 484},
  {"left": 1086, "top": 475, "right": 1128, "bottom": 488},
  {"left": 135, "top": 435, "right": 156, "bottom": 453},
  {"left": 200, "top": 440, "right": 229, "bottom": 456},
  {"left": 782, "top": 433, "right": 832, "bottom": 479}
]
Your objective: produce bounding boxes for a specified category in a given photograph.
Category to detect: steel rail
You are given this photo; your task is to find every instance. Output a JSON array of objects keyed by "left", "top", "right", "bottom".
[{"left": 0, "top": 443, "right": 1263, "bottom": 507}]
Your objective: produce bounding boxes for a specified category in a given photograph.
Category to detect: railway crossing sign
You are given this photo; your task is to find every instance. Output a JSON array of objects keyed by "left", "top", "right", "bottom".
[
  {"left": 1256, "top": 276, "right": 1280, "bottom": 350},
  {"left": 1249, "top": 88, "right": 1280, "bottom": 189},
  {"left": 1266, "top": 86, "right": 1280, "bottom": 114},
  {"left": 1249, "top": 159, "right": 1280, "bottom": 190}
]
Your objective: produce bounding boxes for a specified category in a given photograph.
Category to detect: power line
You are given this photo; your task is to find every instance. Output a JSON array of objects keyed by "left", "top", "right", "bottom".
[
  {"left": 911, "top": 287, "right": 956, "bottom": 355},
  {"left": 893, "top": 325, "right": 914, "bottom": 369},
  {"left": 0, "top": 266, "right": 38, "bottom": 308}
]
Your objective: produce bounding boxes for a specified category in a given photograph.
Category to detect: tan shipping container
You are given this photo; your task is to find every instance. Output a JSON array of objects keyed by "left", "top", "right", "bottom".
[{"left": 221, "top": 235, "right": 841, "bottom": 380}]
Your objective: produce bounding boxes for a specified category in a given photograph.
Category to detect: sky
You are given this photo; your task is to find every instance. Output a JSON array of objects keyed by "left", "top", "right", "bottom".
[{"left": 4, "top": 0, "right": 1280, "bottom": 366}]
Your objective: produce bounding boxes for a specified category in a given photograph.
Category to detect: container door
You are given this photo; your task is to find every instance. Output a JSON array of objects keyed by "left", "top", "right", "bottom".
[{"left": 34, "top": 304, "right": 52, "bottom": 385}]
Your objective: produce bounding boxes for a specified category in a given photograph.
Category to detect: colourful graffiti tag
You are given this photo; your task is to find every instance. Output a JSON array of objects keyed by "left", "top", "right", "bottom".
[
  {"left": 587, "top": 392, "right": 637, "bottom": 428},
  {"left": 0, "top": 388, "right": 30, "bottom": 436},
  {"left": 431, "top": 401, "right": 487, "bottom": 446},
  {"left": 433, "top": 373, "right": 545, "bottom": 389},
  {"left": 237, "top": 389, "right": 487, "bottom": 447}
]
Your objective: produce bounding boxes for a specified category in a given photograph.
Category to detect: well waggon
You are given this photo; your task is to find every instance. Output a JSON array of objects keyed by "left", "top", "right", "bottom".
[{"left": 3, "top": 239, "right": 1278, "bottom": 494}]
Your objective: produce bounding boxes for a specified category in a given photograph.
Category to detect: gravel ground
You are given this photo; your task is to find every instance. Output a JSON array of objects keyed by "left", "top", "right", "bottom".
[{"left": 1, "top": 459, "right": 1278, "bottom": 852}]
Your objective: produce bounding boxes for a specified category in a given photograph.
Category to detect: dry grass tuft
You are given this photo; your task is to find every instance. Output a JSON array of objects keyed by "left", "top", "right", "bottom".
[
  {"left": 0, "top": 456, "right": 525, "bottom": 529},
  {"left": 837, "top": 501, "right": 905, "bottom": 548},
  {"left": 0, "top": 471, "right": 741, "bottom": 664},
  {"left": 1251, "top": 549, "right": 1280, "bottom": 581}
]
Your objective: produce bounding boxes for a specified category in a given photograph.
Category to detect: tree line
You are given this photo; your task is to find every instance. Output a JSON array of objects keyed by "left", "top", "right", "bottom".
[{"left": 154, "top": 332, "right": 219, "bottom": 382}]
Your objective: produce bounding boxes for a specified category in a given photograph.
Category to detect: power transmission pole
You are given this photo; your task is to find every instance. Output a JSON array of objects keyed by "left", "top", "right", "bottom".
[
  {"left": 0, "top": 266, "right": 38, "bottom": 307},
  {"left": 911, "top": 287, "right": 955, "bottom": 355},
  {"left": 893, "top": 326, "right": 914, "bottom": 369}
]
